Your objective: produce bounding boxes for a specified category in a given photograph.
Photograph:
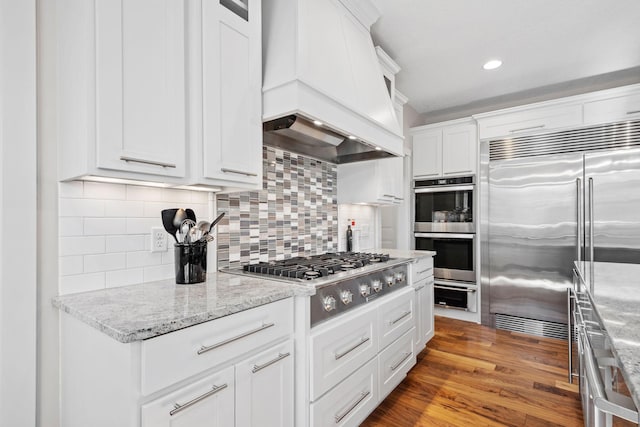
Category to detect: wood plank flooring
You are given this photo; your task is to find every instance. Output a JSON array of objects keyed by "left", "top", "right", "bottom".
[{"left": 362, "top": 316, "right": 584, "bottom": 427}]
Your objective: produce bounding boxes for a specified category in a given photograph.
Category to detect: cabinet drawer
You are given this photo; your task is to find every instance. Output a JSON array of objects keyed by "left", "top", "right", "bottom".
[
  {"left": 412, "top": 256, "right": 433, "bottom": 283},
  {"left": 310, "top": 358, "right": 379, "bottom": 427},
  {"left": 378, "top": 327, "right": 415, "bottom": 399},
  {"left": 309, "top": 304, "right": 378, "bottom": 401},
  {"left": 141, "top": 365, "right": 235, "bottom": 427},
  {"left": 583, "top": 92, "right": 640, "bottom": 126},
  {"left": 378, "top": 287, "right": 415, "bottom": 350},
  {"left": 478, "top": 104, "right": 583, "bottom": 140},
  {"left": 141, "top": 298, "right": 293, "bottom": 395}
]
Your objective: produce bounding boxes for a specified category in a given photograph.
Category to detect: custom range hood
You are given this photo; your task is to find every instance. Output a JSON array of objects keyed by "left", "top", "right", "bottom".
[{"left": 262, "top": 0, "right": 404, "bottom": 164}]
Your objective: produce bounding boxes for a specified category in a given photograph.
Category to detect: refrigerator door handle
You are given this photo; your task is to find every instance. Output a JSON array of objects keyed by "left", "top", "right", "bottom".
[
  {"left": 588, "top": 177, "right": 595, "bottom": 293},
  {"left": 576, "top": 178, "right": 582, "bottom": 264}
]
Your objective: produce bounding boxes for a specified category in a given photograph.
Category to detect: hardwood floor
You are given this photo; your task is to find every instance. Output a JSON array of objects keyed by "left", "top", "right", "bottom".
[{"left": 362, "top": 316, "right": 584, "bottom": 427}]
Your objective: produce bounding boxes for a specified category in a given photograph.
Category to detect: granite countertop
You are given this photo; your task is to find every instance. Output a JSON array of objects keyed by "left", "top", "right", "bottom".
[
  {"left": 575, "top": 261, "right": 640, "bottom": 408},
  {"left": 53, "top": 272, "right": 314, "bottom": 343}
]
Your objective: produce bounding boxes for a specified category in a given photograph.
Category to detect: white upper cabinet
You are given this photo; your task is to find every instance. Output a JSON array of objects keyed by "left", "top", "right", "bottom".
[
  {"left": 195, "top": 0, "right": 262, "bottom": 188},
  {"left": 58, "top": 0, "right": 187, "bottom": 182},
  {"left": 411, "top": 119, "right": 477, "bottom": 178},
  {"left": 58, "top": 0, "right": 262, "bottom": 190},
  {"left": 476, "top": 103, "right": 582, "bottom": 140},
  {"left": 583, "top": 89, "right": 640, "bottom": 126},
  {"left": 338, "top": 157, "right": 404, "bottom": 205}
]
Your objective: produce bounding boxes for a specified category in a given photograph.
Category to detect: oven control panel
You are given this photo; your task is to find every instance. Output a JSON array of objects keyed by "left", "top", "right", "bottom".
[{"left": 310, "top": 264, "right": 409, "bottom": 327}]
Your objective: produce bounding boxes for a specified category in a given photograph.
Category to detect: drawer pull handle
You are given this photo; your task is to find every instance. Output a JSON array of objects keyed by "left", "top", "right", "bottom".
[
  {"left": 119, "top": 156, "right": 176, "bottom": 168},
  {"left": 414, "top": 285, "right": 425, "bottom": 291},
  {"left": 627, "top": 110, "right": 640, "bottom": 115},
  {"left": 197, "top": 322, "right": 275, "bottom": 355},
  {"left": 417, "top": 268, "right": 432, "bottom": 275},
  {"left": 334, "top": 391, "right": 371, "bottom": 423},
  {"left": 169, "top": 383, "right": 228, "bottom": 416},
  {"left": 509, "top": 124, "right": 545, "bottom": 134},
  {"left": 335, "top": 337, "right": 370, "bottom": 360},
  {"left": 251, "top": 352, "right": 291, "bottom": 373},
  {"left": 221, "top": 167, "right": 258, "bottom": 177},
  {"left": 390, "top": 310, "right": 412, "bottom": 325},
  {"left": 390, "top": 352, "right": 412, "bottom": 371}
]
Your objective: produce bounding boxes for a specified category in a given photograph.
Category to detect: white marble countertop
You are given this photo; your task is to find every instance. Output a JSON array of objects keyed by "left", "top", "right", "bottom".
[
  {"left": 53, "top": 272, "right": 314, "bottom": 343},
  {"left": 575, "top": 261, "right": 640, "bottom": 408}
]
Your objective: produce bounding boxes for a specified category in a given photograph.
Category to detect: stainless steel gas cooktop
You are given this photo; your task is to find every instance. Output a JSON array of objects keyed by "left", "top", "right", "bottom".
[{"left": 222, "top": 252, "right": 410, "bottom": 326}]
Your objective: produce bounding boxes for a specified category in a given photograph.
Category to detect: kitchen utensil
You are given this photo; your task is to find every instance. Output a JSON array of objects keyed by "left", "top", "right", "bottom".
[
  {"left": 208, "top": 212, "right": 225, "bottom": 233},
  {"left": 185, "top": 208, "right": 197, "bottom": 223},
  {"left": 180, "top": 219, "right": 196, "bottom": 244},
  {"left": 173, "top": 208, "right": 188, "bottom": 228},
  {"left": 161, "top": 209, "right": 180, "bottom": 243}
]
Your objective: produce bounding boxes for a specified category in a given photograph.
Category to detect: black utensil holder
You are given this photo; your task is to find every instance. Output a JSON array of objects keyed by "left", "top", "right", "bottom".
[{"left": 174, "top": 241, "right": 207, "bottom": 284}]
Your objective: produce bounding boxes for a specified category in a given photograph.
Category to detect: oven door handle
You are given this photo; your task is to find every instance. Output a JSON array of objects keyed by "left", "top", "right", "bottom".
[
  {"left": 414, "top": 185, "right": 474, "bottom": 193},
  {"left": 434, "top": 285, "right": 476, "bottom": 293},
  {"left": 415, "top": 233, "right": 474, "bottom": 239}
]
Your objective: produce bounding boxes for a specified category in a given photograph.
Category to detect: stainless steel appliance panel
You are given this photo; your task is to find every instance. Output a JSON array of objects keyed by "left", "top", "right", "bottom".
[
  {"left": 414, "top": 177, "right": 475, "bottom": 234},
  {"left": 584, "top": 148, "right": 640, "bottom": 266},
  {"left": 488, "top": 153, "right": 583, "bottom": 324}
]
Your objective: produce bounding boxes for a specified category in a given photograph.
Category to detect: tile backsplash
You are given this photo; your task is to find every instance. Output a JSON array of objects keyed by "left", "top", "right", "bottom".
[
  {"left": 58, "top": 181, "right": 209, "bottom": 295},
  {"left": 216, "top": 146, "right": 338, "bottom": 269}
]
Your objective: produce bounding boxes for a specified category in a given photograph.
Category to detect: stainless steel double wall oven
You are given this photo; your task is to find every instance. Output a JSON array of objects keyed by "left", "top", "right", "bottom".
[{"left": 414, "top": 176, "right": 477, "bottom": 311}]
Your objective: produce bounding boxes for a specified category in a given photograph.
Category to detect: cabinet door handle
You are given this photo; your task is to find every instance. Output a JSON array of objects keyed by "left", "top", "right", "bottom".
[
  {"left": 509, "top": 124, "right": 545, "bottom": 134},
  {"left": 626, "top": 110, "right": 640, "bottom": 115},
  {"left": 221, "top": 167, "right": 258, "bottom": 177},
  {"left": 335, "top": 336, "right": 370, "bottom": 360},
  {"left": 334, "top": 391, "right": 370, "bottom": 423},
  {"left": 169, "top": 383, "right": 228, "bottom": 416},
  {"left": 389, "top": 310, "right": 412, "bottom": 325},
  {"left": 390, "top": 352, "right": 412, "bottom": 371},
  {"left": 251, "top": 352, "right": 291, "bottom": 373},
  {"left": 382, "top": 194, "right": 395, "bottom": 198},
  {"left": 197, "top": 322, "right": 275, "bottom": 355},
  {"left": 119, "top": 156, "right": 176, "bottom": 168}
]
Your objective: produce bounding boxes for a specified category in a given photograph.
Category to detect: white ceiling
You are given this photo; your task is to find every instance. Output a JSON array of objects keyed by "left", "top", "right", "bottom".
[{"left": 370, "top": 0, "right": 640, "bottom": 122}]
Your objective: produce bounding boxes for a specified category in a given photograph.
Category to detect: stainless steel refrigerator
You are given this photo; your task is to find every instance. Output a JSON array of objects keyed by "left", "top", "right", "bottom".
[{"left": 480, "top": 120, "right": 640, "bottom": 337}]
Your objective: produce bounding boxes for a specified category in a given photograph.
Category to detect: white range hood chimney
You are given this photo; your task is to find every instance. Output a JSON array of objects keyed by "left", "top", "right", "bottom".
[{"left": 262, "top": 0, "right": 404, "bottom": 163}]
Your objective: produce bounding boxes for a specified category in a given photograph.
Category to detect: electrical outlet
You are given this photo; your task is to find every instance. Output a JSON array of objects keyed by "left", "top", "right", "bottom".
[{"left": 151, "top": 227, "right": 167, "bottom": 252}]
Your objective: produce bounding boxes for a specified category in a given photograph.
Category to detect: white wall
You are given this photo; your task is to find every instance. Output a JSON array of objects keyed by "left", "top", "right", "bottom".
[
  {"left": 337, "top": 204, "right": 378, "bottom": 251},
  {"left": 1, "top": 1, "right": 37, "bottom": 425},
  {"left": 58, "top": 182, "right": 209, "bottom": 294}
]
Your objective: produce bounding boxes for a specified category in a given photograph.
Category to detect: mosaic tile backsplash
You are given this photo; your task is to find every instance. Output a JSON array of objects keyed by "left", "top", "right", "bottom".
[{"left": 216, "top": 146, "right": 338, "bottom": 269}]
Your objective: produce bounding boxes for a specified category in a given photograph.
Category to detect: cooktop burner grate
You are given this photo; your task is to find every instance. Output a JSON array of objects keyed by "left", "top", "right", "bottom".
[{"left": 242, "top": 252, "right": 391, "bottom": 280}]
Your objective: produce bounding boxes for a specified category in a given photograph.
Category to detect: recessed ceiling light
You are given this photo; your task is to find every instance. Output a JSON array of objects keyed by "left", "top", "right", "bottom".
[
  {"left": 375, "top": 146, "right": 382, "bottom": 151},
  {"left": 348, "top": 135, "right": 357, "bottom": 140},
  {"left": 483, "top": 59, "right": 502, "bottom": 70},
  {"left": 313, "top": 120, "right": 323, "bottom": 126}
]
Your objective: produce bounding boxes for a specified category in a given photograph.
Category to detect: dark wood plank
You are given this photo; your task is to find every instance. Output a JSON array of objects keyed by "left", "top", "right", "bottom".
[{"left": 362, "top": 316, "right": 584, "bottom": 426}]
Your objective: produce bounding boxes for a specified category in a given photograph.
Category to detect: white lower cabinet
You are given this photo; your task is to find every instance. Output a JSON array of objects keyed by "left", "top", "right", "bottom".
[
  {"left": 378, "top": 327, "right": 415, "bottom": 399},
  {"left": 309, "top": 304, "right": 379, "bottom": 400},
  {"left": 141, "top": 366, "right": 235, "bottom": 427},
  {"left": 307, "top": 287, "right": 417, "bottom": 426},
  {"left": 60, "top": 298, "right": 294, "bottom": 427},
  {"left": 310, "top": 358, "right": 379, "bottom": 427},
  {"left": 236, "top": 340, "right": 294, "bottom": 427},
  {"left": 415, "top": 277, "right": 434, "bottom": 349}
]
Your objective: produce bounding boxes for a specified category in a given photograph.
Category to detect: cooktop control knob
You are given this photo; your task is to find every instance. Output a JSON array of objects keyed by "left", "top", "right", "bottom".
[
  {"left": 359, "top": 283, "right": 371, "bottom": 297},
  {"left": 372, "top": 280, "right": 383, "bottom": 293},
  {"left": 394, "top": 272, "right": 405, "bottom": 283},
  {"left": 322, "top": 295, "right": 337, "bottom": 312},
  {"left": 386, "top": 276, "right": 395, "bottom": 287},
  {"left": 340, "top": 290, "right": 353, "bottom": 305}
]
